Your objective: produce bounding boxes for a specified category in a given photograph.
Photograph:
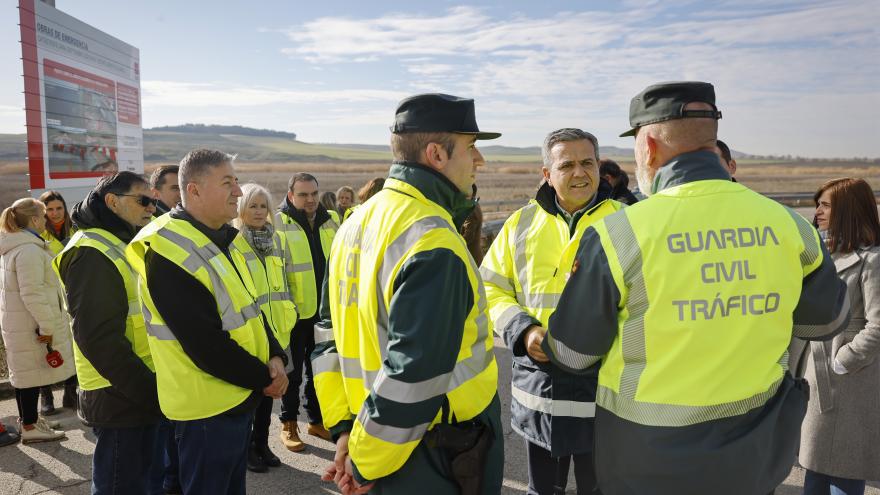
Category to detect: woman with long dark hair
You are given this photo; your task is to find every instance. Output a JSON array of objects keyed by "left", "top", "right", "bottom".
[
  {"left": 36, "top": 190, "right": 78, "bottom": 415},
  {"left": 38, "top": 190, "right": 75, "bottom": 256},
  {"left": 800, "top": 178, "right": 880, "bottom": 495}
]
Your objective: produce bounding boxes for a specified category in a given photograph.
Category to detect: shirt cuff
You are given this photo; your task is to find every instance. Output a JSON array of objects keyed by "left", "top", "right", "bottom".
[
  {"left": 832, "top": 358, "right": 848, "bottom": 375},
  {"left": 329, "top": 419, "right": 353, "bottom": 443}
]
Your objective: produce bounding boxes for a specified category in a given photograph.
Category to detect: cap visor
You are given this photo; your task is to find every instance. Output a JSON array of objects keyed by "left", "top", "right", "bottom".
[
  {"left": 619, "top": 128, "right": 638, "bottom": 138},
  {"left": 457, "top": 131, "right": 501, "bottom": 140}
]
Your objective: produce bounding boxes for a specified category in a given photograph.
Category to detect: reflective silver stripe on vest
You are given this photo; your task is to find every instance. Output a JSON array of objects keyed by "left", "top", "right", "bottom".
[
  {"left": 597, "top": 376, "right": 783, "bottom": 427},
  {"left": 479, "top": 266, "right": 514, "bottom": 293},
  {"left": 787, "top": 208, "right": 820, "bottom": 268},
  {"left": 288, "top": 262, "right": 312, "bottom": 274},
  {"left": 256, "top": 291, "right": 293, "bottom": 307},
  {"left": 793, "top": 289, "right": 851, "bottom": 338},
  {"left": 341, "top": 356, "right": 379, "bottom": 385},
  {"left": 508, "top": 205, "right": 564, "bottom": 310},
  {"left": 128, "top": 300, "right": 142, "bottom": 316},
  {"left": 312, "top": 351, "right": 341, "bottom": 375},
  {"left": 80, "top": 231, "right": 141, "bottom": 317},
  {"left": 510, "top": 384, "right": 596, "bottom": 418},
  {"left": 513, "top": 204, "right": 538, "bottom": 306},
  {"left": 371, "top": 216, "right": 493, "bottom": 404},
  {"left": 545, "top": 331, "right": 601, "bottom": 370},
  {"left": 606, "top": 212, "right": 649, "bottom": 399},
  {"left": 157, "top": 228, "right": 261, "bottom": 333},
  {"left": 375, "top": 216, "right": 457, "bottom": 360},
  {"left": 80, "top": 231, "right": 128, "bottom": 263},
  {"left": 495, "top": 305, "right": 529, "bottom": 335},
  {"left": 523, "top": 292, "right": 561, "bottom": 309},
  {"left": 143, "top": 304, "right": 176, "bottom": 341},
  {"left": 356, "top": 405, "right": 430, "bottom": 445},
  {"left": 314, "top": 324, "right": 334, "bottom": 345}
]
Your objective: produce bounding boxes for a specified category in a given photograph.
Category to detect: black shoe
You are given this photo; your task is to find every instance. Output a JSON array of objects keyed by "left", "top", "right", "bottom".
[
  {"left": 247, "top": 444, "right": 268, "bottom": 473},
  {"left": 40, "top": 386, "right": 58, "bottom": 416},
  {"left": 257, "top": 444, "right": 281, "bottom": 467}
]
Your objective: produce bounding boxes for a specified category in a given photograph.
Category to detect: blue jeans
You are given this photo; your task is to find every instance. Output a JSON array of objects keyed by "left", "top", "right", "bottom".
[
  {"left": 92, "top": 424, "right": 160, "bottom": 495},
  {"left": 149, "top": 418, "right": 180, "bottom": 494},
  {"left": 175, "top": 412, "right": 253, "bottom": 495},
  {"left": 803, "top": 470, "right": 866, "bottom": 495}
]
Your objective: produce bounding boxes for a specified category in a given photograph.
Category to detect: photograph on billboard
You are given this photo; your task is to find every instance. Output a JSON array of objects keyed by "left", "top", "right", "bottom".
[{"left": 19, "top": 0, "right": 142, "bottom": 194}]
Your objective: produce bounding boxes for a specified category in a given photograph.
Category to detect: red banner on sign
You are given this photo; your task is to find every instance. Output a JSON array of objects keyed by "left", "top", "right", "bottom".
[{"left": 117, "top": 82, "right": 140, "bottom": 125}]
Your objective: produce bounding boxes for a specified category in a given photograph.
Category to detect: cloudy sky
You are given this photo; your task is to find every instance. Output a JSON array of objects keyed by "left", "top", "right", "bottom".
[{"left": 1, "top": 0, "right": 878, "bottom": 157}]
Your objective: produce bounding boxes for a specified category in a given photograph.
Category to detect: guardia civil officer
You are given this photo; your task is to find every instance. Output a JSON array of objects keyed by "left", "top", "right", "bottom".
[
  {"left": 312, "top": 94, "right": 503, "bottom": 494},
  {"left": 127, "top": 149, "right": 289, "bottom": 495},
  {"left": 481, "top": 128, "right": 623, "bottom": 494},
  {"left": 541, "top": 82, "right": 850, "bottom": 495}
]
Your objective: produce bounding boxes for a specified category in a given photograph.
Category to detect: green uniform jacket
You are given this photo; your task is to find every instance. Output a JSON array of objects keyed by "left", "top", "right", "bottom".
[{"left": 543, "top": 150, "right": 850, "bottom": 495}]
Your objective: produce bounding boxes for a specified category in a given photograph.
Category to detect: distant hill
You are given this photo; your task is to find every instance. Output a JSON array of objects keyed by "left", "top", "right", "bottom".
[
  {"left": 0, "top": 124, "right": 858, "bottom": 163},
  {"left": 148, "top": 124, "right": 297, "bottom": 140}
]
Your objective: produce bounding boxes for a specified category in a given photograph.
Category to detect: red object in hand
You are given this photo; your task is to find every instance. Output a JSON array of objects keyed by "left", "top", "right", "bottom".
[{"left": 45, "top": 345, "right": 64, "bottom": 368}]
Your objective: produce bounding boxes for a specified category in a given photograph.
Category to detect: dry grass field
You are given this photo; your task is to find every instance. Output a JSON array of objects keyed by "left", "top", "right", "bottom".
[{"left": 0, "top": 160, "right": 877, "bottom": 221}]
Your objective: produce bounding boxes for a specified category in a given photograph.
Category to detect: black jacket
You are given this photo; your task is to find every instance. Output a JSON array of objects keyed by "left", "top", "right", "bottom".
[
  {"left": 58, "top": 191, "right": 161, "bottom": 428},
  {"left": 145, "top": 207, "right": 286, "bottom": 416}
]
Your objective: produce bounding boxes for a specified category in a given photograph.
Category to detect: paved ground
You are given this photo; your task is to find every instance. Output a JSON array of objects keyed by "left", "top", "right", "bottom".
[{"left": 1, "top": 341, "right": 878, "bottom": 495}]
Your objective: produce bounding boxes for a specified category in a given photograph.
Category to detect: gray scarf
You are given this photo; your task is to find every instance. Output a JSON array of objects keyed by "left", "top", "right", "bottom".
[{"left": 241, "top": 223, "right": 276, "bottom": 259}]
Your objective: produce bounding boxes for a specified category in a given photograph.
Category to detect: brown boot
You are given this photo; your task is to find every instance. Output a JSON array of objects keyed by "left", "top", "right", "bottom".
[
  {"left": 307, "top": 423, "right": 331, "bottom": 442},
  {"left": 279, "top": 421, "right": 305, "bottom": 452}
]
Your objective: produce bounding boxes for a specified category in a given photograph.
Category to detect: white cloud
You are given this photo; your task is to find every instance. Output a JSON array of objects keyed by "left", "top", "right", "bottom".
[
  {"left": 268, "top": 2, "right": 878, "bottom": 156},
  {"left": 141, "top": 81, "right": 404, "bottom": 107}
]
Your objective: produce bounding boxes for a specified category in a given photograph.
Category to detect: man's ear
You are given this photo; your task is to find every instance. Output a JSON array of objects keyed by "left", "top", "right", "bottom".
[
  {"left": 187, "top": 182, "right": 200, "bottom": 202},
  {"left": 645, "top": 133, "right": 660, "bottom": 169},
  {"left": 423, "top": 142, "right": 447, "bottom": 170},
  {"left": 103, "top": 192, "right": 118, "bottom": 211},
  {"left": 541, "top": 166, "right": 551, "bottom": 186},
  {"left": 728, "top": 159, "right": 737, "bottom": 177}
]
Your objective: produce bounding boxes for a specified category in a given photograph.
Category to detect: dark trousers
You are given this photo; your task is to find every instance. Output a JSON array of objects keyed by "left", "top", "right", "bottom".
[
  {"left": 279, "top": 317, "right": 322, "bottom": 424},
  {"left": 803, "top": 470, "right": 866, "bottom": 495},
  {"left": 526, "top": 441, "right": 599, "bottom": 495},
  {"left": 176, "top": 412, "right": 252, "bottom": 495},
  {"left": 252, "top": 396, "right": 274, "bottom": 447},
  {"left": 14, "top": 387, "right": 40, "bottom": 425},
  {"left": 91, "top": 424, "right": 159, "bottom": 495},
  {"left": 149, "top": 418, "right": 180, "bottom": 495}
]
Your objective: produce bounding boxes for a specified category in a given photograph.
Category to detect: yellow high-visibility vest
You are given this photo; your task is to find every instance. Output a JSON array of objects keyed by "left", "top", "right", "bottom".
[
  {"left": 315, "top": 177, "right": 498, "bottom": 481},
  {"left": 482, "top": 198, "right": 623, "bottom": 333},
  {"left": 54, "top": 229, "right": 153, "bottom": 391},
  {"left": 550, "top": 179, "right": 827, "bottom": 426},
  {"left": 274, "top": 211, "right": 338, "bottom": 318},
  {"left": 126, "top": 215, "right": 269, "bottom": 421},
  {"left": 233, "top": 231, "right": 298, "bottom": 348}
]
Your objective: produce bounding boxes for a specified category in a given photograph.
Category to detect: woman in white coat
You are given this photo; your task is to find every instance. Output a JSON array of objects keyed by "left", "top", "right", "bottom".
[{"left": 0, "top": 198, "right": 75, "bottom": 443}]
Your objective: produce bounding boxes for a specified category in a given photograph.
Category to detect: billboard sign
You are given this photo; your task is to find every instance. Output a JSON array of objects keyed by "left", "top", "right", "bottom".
[{"left": 19, "top": 0, "right": 142, "bottom": 200}]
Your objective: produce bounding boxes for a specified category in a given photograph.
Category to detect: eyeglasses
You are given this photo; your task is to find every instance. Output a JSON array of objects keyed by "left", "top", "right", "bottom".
[{"left": 116, "top": 194, "right": 158, "bottom": 207}]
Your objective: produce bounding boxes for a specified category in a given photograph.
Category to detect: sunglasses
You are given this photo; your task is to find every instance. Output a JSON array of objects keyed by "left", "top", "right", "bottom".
[{"left": 116, "top": 194, "right": 158, "bottom": 207}]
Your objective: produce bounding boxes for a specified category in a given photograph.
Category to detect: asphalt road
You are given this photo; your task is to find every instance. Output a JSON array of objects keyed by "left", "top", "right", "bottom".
[{"left": 2, "top": 343, "right": 879, "bottom": 495}]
